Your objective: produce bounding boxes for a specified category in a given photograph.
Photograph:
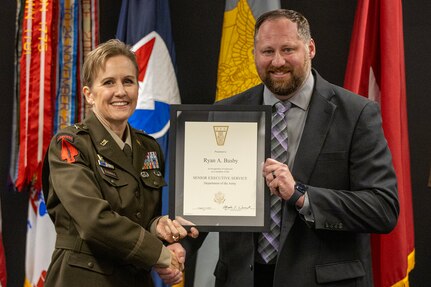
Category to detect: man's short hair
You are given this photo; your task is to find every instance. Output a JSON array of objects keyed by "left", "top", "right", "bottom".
[{"left": 254, "top": 9, "right": 311, "bottom": 42}]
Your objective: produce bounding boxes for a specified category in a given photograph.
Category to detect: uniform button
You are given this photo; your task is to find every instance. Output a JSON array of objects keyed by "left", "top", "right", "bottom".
[
  {"left": 110, "top": 179, "right": 115, "bottom": 183},
  {"left": 249, "top": 264, "right": 253, "bottom": 271},
  {"left": 88, "top": 262, "right": 94, "bottom": 268},
  {"left": 153, "top": 181, "right": 158, "bottom": 185},
  {"left": 136, "top": 212, "right": 142, "bottom": 219}
]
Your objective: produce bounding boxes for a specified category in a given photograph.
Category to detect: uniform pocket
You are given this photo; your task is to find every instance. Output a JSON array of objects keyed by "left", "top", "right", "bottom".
[
  {"left": 140, "top": 169, "right": 167, "bottom": 189},
  {"left": 99, "top": 166, "right": 129, "bottom": 187},
  {"left": 68, "top": 252, "right": 114, "bottom": 275}
]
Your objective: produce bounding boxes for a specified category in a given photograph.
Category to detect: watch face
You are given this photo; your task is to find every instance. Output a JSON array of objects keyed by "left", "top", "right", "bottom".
[{"left": 295, "top": 182, "right": 307, "bottom": 194}]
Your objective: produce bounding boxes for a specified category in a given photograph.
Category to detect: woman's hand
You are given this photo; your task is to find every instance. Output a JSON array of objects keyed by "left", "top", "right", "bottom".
[
  {"left": 153, "top": 243, "right": 185, "bottom": 285},
  {"left": 156, "top": 216, "right": 199, "bottom": 243}
]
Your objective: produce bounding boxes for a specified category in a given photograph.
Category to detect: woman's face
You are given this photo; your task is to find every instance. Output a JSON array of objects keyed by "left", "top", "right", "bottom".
[{"left": 83, "top": 55, "right": 138, "bottom": 128}]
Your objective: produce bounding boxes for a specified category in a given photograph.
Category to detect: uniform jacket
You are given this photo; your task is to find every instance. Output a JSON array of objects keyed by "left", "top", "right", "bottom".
[
  {"left": 185, "top": 70, "right": 399, "bottom": 287},
  {"left": 42, "top": 111, "right": 167, "bottom": 287}
]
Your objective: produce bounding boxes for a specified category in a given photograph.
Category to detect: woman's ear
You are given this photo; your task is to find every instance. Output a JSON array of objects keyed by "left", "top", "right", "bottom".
[{"left": 83, "top": 86, "right": 94, "bottom": 105}]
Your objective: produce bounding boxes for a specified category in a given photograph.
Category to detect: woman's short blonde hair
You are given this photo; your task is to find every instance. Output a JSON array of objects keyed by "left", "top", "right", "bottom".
[{"left": 82, "top": 39, "right": 139, "bottom": 87}]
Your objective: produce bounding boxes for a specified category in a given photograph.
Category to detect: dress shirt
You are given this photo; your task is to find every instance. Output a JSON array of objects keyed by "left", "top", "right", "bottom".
[{"left": 263, "top": 71, "right": 315, "bottom": 222}]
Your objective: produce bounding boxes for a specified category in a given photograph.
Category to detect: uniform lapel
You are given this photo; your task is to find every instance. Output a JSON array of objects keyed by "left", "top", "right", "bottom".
[
  {"left": 131, "top": 130, "right": 147, "bottom": 174},
  {"left": 85, "top": 112, "right": 140, "bottom": 182}
]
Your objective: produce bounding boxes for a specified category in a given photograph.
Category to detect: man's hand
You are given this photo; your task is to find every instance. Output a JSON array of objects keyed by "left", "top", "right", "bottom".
[
  {"left": 263, "top": 158, "right": 298, "bottom": 202},
  {"left": 154, "top": 244, "right": 185, "bottom": 286}
]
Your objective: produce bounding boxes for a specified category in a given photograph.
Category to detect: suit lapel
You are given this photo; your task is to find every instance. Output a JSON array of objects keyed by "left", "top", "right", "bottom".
[
  {"left": 292, "top": 73, "right": 336, "bottom": 182},
  {"left": 279, "top": 71, "right": 336, "bottom": 247}
]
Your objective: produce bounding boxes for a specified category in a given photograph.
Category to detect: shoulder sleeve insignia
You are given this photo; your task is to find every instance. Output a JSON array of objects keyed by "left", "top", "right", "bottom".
[{"left": 57, "top": 135, "right": 79, "bottom": 163}]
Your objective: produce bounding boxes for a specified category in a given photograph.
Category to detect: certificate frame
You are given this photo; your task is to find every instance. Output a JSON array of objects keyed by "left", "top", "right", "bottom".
[{"left": 168, "top": 104, "right": 271, "bottom": 232}]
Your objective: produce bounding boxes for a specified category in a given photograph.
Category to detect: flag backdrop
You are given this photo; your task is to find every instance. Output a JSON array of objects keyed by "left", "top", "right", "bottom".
[
  {"left": 116, "top": 1, "right": 180, "bottom": 286},
  {"left": 215, "top": 0, "right": 279, "bottom": 102},
  {"left": 14, "top": 1, "right": 99, "bottom": 286},
  {"left": 344, "top": 1, "right": 415, "bottom": 286},
  {"left": 18, "top": 1, "right": 59, "bottom": 285}
]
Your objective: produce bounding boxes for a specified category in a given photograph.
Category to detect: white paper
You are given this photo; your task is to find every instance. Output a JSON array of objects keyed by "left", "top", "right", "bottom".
[{"left": 183, "top": 121, "right": 258, "bottom": 216}]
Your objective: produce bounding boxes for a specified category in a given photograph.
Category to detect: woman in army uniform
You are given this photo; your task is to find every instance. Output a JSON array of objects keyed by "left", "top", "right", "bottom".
[{"left": 42, "top": 39, "right": 197, "bottom": 286}]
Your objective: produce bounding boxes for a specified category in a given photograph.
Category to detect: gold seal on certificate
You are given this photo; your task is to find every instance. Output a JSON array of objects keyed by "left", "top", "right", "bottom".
[{"left": 169, "top": 105, "right": 271, "bottom": 232}]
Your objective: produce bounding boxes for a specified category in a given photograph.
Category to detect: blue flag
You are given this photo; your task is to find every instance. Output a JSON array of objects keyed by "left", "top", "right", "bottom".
[
  {"left": 116, "top": 1, "right": 180, "bottom": 286},
  {"left": 116, "top": 0, "right": 180, "bottom": 213}
]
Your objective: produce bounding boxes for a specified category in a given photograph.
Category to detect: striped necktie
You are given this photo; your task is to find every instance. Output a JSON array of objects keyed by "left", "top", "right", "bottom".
[{"left": 257, "top": 101, "right": 291, "bottom": 263}]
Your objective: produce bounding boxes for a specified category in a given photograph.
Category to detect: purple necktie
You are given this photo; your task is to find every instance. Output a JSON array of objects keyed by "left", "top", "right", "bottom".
[{"left": 258, "top": 101, "right": 291, "bottom": 263}]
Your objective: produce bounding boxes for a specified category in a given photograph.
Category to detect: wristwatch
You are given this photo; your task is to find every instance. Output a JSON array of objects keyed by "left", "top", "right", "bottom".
[{"left": 287, "top": 182, "right": 308, "bottom": 206}]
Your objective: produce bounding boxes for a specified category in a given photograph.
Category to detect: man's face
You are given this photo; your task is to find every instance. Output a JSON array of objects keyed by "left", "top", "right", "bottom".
[{"left": 254, "top": 18, "right": 315, "bottom": 98}]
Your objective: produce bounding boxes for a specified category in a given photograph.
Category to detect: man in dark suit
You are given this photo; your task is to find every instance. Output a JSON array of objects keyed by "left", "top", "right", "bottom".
[{"left": 185, "top": 9, "right": 399, "bottom": 287}]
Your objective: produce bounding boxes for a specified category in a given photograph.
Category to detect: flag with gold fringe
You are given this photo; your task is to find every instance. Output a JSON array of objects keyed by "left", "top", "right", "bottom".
[{"left": 344, "top": 0, "right": 415, "bottom": 286}]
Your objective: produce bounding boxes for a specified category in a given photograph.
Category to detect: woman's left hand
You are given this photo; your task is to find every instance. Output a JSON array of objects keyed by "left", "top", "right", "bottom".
[{"left": 156, "top": 216, "right": 199, "bottom": 243}]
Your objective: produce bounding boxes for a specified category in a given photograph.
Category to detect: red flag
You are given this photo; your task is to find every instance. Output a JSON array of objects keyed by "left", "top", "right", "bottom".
[
  {"left": 16, "top": 0, "right": 58, "bottom": 191},
  {"left": 344, "top": 0, "right": 415, "bottom": 286}
]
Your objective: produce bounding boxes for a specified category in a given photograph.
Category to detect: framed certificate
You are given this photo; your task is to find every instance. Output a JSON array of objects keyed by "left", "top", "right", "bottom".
[{"left": 168, "top": 104, "right": 271, "bottom": 232}]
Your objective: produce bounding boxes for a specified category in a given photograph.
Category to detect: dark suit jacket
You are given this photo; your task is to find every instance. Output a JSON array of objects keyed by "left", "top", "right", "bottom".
[
  {"left": 43, "top": 112, "right": 167, "bottom": 287},
  {"left": 185, "top": 70, "right": 399, "bottom": 287}
]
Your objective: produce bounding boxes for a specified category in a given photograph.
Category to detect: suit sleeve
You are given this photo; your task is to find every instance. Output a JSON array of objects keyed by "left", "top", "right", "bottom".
[{"left": 307, "top": 101, "right": 399, "bottom": 233}]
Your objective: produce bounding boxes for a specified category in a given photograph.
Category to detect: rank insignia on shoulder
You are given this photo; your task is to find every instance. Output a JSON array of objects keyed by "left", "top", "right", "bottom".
[
  {"left": 57, "top": 135, "right": 78, "bottom": 163},
  {"left": 143, "top": 151, "right": 160, "bottom": 170}
]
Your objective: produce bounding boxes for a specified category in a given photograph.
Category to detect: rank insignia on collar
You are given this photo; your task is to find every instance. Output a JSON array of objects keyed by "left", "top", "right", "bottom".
[
  {"left": 143, "top": 151, "right": 160, "bottom": 170},
  {"left": 100, "top": 139, "right": 109, "bottom": 146}
]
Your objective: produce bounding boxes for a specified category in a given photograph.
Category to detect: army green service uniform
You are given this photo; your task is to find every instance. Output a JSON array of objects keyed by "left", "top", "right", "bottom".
[{"left": 43, "top": 112, "right": 167, "bottom": 286}]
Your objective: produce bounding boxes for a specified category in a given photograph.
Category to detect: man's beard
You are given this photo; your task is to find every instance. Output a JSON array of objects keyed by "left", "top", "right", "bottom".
[
  {"left": 262, "top": 58, "right": 310, "bottom": 96},
  {"left": 263, "top": 71, "right": 304, "bottom": 96}
]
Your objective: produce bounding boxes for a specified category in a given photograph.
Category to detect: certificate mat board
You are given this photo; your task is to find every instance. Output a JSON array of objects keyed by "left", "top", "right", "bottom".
[{"left": 169, "top": 105, "right": 271, "bottom": 232}]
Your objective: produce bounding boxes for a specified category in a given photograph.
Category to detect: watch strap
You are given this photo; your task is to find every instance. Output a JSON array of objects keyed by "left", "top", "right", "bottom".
[
  {"left": 287, "top": 182, "right": 307, "bottom": 206},
  {"left": 287, "top": 189, "right": 303, "bottom": 206}
]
